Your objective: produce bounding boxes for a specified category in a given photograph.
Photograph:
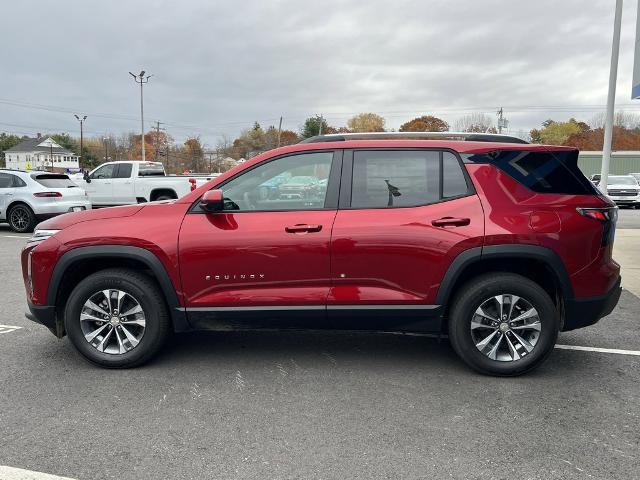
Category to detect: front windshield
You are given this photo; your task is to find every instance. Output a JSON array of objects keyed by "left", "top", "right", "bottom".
[{"left": 609, "top": 176, "right": 638, "bottom": 186}]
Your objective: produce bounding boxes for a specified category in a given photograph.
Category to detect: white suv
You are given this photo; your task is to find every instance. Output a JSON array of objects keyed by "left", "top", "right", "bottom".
[{"left": 0, "top": 169, "right": 92, "bottom": 232}]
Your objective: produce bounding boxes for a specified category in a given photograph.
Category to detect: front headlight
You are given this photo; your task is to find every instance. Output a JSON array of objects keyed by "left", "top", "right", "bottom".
[{"left": 28, "top": 229, "right": 61, "bottom": 244}]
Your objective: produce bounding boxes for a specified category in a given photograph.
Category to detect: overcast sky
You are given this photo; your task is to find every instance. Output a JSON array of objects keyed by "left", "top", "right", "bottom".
[{"left": 2, "top": 0, "right": 640, "bottom": 147}]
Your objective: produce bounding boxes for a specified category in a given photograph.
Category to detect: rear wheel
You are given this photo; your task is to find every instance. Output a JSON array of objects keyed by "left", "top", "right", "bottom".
[
  {"left": 8, "top": 204, "right": 36, "bottom": 233},
  {"left": 448, "top": 273, "right": 558, "bottom": 376},
  {"left": 64, "top": 268, "right": 170, "bottom": 368}
]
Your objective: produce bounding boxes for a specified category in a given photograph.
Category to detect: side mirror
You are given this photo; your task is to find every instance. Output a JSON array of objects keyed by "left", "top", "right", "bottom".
[
  {"left": 201, "top": 189, "right": 224, "bottom": 212},
  {"left": 83, "top": 171, "right": 91, "bottom": 183}
]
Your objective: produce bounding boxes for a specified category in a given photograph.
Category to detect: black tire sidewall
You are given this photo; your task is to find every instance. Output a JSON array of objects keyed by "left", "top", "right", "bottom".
[
  {"left": 9, "top": 204, "right": 36, "bottom": 233},
  {"left": 64, "top": 271, "right": 168, "bottom": 368},
  {"left": 449, "top": 275, "right": 558, "bottom": 376}
]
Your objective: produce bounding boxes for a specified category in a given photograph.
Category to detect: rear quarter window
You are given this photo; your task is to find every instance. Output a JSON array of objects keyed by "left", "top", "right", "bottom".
[{"left": 463, "top": 150, "right": 597, "bottom": 195}]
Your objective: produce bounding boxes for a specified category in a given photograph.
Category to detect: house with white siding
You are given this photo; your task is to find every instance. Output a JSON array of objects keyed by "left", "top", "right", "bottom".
[{"left": 3, "top": 134, "right": 79, "bottom": 172}]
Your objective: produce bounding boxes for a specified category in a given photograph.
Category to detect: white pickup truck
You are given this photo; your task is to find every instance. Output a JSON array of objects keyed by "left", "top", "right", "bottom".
[{"left": 73, "top": 161, "right": 216, "bottom": 207}]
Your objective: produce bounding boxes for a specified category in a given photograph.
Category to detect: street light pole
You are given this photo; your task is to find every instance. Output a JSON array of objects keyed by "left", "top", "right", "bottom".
[
  {"left": 74, "top": 114, "right": 87, "bottom": 169},
  {"left": 129, "top": 70, "right": 152, "bottom": 162},
  {"left": 600, "top": 0, "right": 624, "bottom": 195}
]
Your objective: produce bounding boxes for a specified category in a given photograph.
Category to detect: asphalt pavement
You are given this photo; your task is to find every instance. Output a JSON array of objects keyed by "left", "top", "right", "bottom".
[{"left": 0, "top": 221, "right": 639, "bottom": 480}]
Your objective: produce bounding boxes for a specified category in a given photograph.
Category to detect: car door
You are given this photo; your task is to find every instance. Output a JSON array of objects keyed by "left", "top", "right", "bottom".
[
  {"left": 328, "top": 148, "right": 484, "bottom": 331},
  {"left": 111, "top": 163, "right": 136, "bottom": 204},
  {"left": 178, "top": 150, "right": 341, "bottom": 329},
  {"left": 0, "top": 173, "right": 15, "bottom": 220},
  {"left": 86, "top": 163, "right": 116, "bottom": 205}
]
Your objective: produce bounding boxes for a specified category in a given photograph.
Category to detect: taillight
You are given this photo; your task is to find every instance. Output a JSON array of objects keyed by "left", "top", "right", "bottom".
[
  {"left": 577, "top": 207, "right": 618, "bottom": 246},
  {"left": 577, "top": 207, "right": 617, "bottom": 222},
  {"left": 33, "top": 192, "right": 62, "bottom": 198},
  {"left": 189, "top": 178, "right": 197, "bottom": 191}
]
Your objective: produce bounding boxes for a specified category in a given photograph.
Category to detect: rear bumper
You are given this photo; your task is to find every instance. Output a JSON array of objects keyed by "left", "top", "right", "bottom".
[{"left": 563, "top": 276, "right": 622, "bottom": 331}]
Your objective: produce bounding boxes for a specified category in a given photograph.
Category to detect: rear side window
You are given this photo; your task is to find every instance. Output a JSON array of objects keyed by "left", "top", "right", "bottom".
[
  {"left": 32, "top": 174, "right": 77, "bottom": 188},
  {"left": 350, "top": 150, "right": 470, "bottom": 208},
  {"left": 0, "top": 173, "right": 13, "bottom": 188},
  {"left": 464, "top": 150, "right": 597, "bottom": 195}
]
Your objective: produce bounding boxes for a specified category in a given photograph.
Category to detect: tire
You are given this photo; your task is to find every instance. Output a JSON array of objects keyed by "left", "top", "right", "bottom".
[
  {"left": 64, "top": 268, "right": 170, "bottom": 368},
  {"left": 154, "top": 195, "right": 173, "bottom": 201},
  {"left": 448, "top": 273, "right": 559, "bottom": 376},
  {"left": 8, "top": 204, "right": 36, "bottom": 233}
]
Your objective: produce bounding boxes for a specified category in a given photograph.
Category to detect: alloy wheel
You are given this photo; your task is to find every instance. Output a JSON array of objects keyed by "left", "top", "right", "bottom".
[
  {"left": 79, "top": 289, "right": 146, "bottom": 355},
  {"left": 10, "top": 207, "right": 29, "bottom": 231},
  {"left": 470, "top": 294, "right": 542, "bottom": 362}
]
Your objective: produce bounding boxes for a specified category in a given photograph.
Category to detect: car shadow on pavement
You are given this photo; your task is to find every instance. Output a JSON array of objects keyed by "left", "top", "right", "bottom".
[{"left": 148, "top": 329, "right": 586, "bottom": 379}]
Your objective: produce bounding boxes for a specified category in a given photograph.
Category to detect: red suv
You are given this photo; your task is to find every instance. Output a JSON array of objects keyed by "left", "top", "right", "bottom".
[{"left": 21, "top": 133, "right": 621, "bottom": 375}]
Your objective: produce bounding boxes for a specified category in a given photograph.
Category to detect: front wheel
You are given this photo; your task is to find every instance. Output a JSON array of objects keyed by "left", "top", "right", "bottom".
[
  {"left": 448, "top": 273, "right": 559, "bottom": 376},
  {"left": 64, "top": 268, "right": 170, "bottom": 368}
]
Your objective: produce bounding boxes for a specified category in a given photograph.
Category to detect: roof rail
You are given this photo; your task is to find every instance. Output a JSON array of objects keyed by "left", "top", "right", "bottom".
[{"left": 299, "top": 131, "right": 529, "bottom": 144}]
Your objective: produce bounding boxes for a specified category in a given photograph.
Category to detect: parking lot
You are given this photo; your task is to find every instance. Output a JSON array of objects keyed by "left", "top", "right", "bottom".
[{"left": 0, "top": 214, "right": 639, "bottom": 480}]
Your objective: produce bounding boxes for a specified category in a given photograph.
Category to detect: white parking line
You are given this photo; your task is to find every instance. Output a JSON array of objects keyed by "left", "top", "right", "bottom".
[
  {"left": 0, "top": 466, "right": 77, "bottom": 480},
  {"left": 0, "top": 325, "right": 22, "bottom": 334},
  {"left": 555, "top": 344, "right": 640, "bottom": 356},
  {"left": 1, "top": 235, "right": 29, "bottom": 239}
]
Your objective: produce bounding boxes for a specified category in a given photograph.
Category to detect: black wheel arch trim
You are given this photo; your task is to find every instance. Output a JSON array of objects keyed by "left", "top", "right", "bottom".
[
  {"left": 47, "top": 245, "right": 189, "bottom": 332},
  {"left": 436, "top": 244, "right": 574, "bottom": 305}
]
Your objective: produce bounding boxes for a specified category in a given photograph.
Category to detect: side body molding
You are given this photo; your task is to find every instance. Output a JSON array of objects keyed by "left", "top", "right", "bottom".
[{"left": 48, "top": 245, "right": 189, "bottom": 332}]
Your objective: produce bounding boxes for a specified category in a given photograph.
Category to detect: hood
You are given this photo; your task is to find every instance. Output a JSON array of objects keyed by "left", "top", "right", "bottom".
[{"left": 36, "top": 204, "right": 145, "bottom": 230}]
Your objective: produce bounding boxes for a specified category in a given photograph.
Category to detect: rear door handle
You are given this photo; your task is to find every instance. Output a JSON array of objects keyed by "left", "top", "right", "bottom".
[
  {"left": 431, "top": 217, "right": 471, "bottom": 227},
  {"left": 285, "top": 224, "right": 323, "bottom": 233}
]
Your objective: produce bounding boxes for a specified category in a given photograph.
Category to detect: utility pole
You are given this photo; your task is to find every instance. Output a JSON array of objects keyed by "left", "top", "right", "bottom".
[
  {"left": 277, "top": 116, "right": 283, "bottom": 147},
  {"left": 49, "top": 141, "right": 54, "bottom": 172},
  {"left": 318, "top": 114, "right": 323, "bottom": 136},
  {"left": 129, "top": 70, "right": 152, "bottom": 161},
  {"left": 600, "top": 0, "right": 624, "bottom": 195},
  {"left": 74, "top": 114, "right": 87, "bottom": 168},
  {"left": 496, "top": 108, "right": 508, "bottom": 134},
  {"left": 153, "top": 120, "right": 165, "bottom": 162},
  {"left": 102, "top": 136, "right": 110, "bottom": 163}
]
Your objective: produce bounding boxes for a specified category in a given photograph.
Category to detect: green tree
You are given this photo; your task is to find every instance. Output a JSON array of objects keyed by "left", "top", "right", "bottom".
[
  {"left": 529, "top": 118, "right": 590, "bottom": 145},
  {"left": 301, "top": 115, "right": 330, "bottom": 138},
  {"left": 51, "top": 133, "right": 78, "bottom": 153},
  {"left": 0, "top": 133, "right": 26, "bottom": 166},
  {"left": 347, "top": 113, "right": 386, "bottom": 132},
  {"left": 399, "top": 115, "right": 449, "bottom": 132}
]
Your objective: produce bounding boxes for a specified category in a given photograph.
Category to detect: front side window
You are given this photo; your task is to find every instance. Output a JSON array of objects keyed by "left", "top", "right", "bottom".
[
  {"left": 218, "top": 151, "right": 333, "bottom": 211},
  {"left": 90, "top": 164, "right": 115, "bottom": 179}
]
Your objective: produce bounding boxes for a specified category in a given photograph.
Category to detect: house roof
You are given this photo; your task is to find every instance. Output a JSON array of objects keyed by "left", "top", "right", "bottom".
[{"left": 4, "top": 136, "right": 75, "bottom": 155}]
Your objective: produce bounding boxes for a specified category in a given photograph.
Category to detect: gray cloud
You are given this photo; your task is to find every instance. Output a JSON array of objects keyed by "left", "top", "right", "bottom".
[{"left": 1, "top": 0, "right": 639, "bottom": 146}]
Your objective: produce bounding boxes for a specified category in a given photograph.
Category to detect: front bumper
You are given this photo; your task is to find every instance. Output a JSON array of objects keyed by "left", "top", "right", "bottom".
[
  {"left": 608, "top": 195, "right": 640, "bottom": 205},
  {"left": 563, "top": 276, "right": 622, "bottom": 331},
  {"left": 25, "top": 302, "right": 61, "bottom": 337}
]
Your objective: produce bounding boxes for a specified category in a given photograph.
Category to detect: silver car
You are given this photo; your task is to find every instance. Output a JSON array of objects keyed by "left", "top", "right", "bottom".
[{"left": 0, "top": 169, "right": 92, "bottom": 232}]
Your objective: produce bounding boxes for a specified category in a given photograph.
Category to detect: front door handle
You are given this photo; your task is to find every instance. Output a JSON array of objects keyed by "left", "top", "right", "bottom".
[
  {"left": 285, "top": 224, "right": 323, "bottom": 233},
  {"left": 431, "top": 217, "right": 470, "bottom": 227}
]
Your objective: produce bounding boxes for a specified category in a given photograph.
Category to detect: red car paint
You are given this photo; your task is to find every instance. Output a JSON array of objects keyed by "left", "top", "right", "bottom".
[{"left": 22, "top": 139, "right": 620, "bottom": 336}]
